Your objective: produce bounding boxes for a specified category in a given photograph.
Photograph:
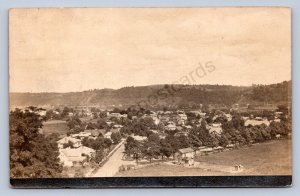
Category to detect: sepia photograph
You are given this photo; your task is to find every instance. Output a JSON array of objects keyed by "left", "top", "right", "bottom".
[{"left": 9, "top": 7, "right": 292, "bottom": 187}]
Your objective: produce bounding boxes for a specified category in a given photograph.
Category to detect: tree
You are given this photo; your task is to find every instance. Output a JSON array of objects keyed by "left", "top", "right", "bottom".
[
  {"left": 45, "top": 110, "right": 54, "bottom": 120},
  {"left": 141, "top": 141, "right": 160, "bottom": 163},
  {"left": 219, "top": 134, "right": 229, "bottom": 147},
  {"left": 177, "top": 135, "right": 190, "bottom": 149},
  {"left": 61, "top": 107, "right": 71, "bottom": 118},
  {"left": 111, "top": 132, "right": 122, "bottom": 144},
  {"left": 165, "top": 135, "right": 179, "bottom": 158},
  {"left": 141, "top": 133, "right": 161, "bottom": 163},
  {"left": 188, "top": 127, "right": 204, "bottom": 147},
  {"left": 124, "top": 136, "right": 141, "bottom": 157},
  {"left": 147, "top": 133, "right": 160, "bottom": 143},
  {"left": 10, "top": 108, "right": 63, "bottom": 178},
  {"left": 66, "top": 116, "right": 86, "bottom": 135},
  {"left": 103, "top": 138, "right": 113, "bottom": 150},
  {"left": 207, "top": 135, "right": 219, "bottom": 147},
  {"left": 159, "top": 139, "right": 172, "bottom": 160},
  {"left": 240, "top": 128, "right": 252, "bottom": 144},
  {"left": 92, "top": 150, "right": 105, "bottom": 164},
  {"left": 96, "top": 119, "right": 108, "bottom": 129}
]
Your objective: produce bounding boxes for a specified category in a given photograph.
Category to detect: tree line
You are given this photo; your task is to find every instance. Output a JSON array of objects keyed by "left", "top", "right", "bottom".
[
  {"left": 10, "top": 108, "right": 62, "bottom": 178},
  {"left": 124, "top": 114, "right": 291, "bottom": 164}
]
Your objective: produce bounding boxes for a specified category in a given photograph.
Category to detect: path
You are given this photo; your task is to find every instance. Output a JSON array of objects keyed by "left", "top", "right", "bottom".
[{"left": 91, "top": 141, "right": 135, "bottom": 177}]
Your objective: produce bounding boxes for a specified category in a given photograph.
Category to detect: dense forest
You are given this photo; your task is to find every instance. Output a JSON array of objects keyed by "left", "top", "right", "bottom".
[{"left": 10, "top": 81, "right": 291, "bottom": 109}]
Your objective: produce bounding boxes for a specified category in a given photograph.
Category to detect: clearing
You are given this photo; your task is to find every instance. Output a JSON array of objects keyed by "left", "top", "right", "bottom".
[
  {"left": 41, "top": 120, "right": 69, "bottom": 136},
  {"left": 115, "top": 139, "right": 292, "bottom": 177}
]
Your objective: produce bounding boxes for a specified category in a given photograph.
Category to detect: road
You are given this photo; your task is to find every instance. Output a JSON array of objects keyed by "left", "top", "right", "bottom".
[{"left": 91, "top": 141, "right": 135, "bottom": 177}]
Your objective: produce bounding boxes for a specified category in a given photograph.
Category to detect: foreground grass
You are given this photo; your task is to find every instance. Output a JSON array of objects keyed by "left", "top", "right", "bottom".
[
  {"left": 195, "top": 139, "right": 292, "bottom": 175},
  {"left": 115, "top": 139, "right": 292, "bottom": 177},
  {"left": 115, "top": 164, "right": 225, "bottom": 177}
]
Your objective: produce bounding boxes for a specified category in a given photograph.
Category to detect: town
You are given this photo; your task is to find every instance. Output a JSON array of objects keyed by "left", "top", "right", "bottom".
[{"left": 10, "top": 101, "right": 291, "bottom": 178}]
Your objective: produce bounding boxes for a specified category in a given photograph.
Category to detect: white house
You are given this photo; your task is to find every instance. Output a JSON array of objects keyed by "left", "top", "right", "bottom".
[
  {"left": 208, "top": 123, "right": 223, "bottom": 135},
  {"left": 165, "top": 124, "right": 176, "bottom": 131},
  {"left": 38, "top": 110, "right": 47, "bottom": 116},
  {"left": 131, "top": 135, "right": 147, "bottom": 142},
  {"left": 244, "top": 119, "right": 270, "bottom": 126},
  {"left": 104, "top": 132, "right": 112, "bottom": 139},
  {"left": 59, "top": 146, "right": 95, "bottom": 167},
  {"left": 176, "top": 147, "right": 195, "bottom": 165},
  {"left": 57, "top": 136, "right": 82, "bottom": 149},
  {"left": 71, "top": 132, "right": 92, "bottom": 139}
]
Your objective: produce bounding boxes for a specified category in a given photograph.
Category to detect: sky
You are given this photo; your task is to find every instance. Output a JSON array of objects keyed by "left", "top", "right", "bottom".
[{"left": 9, "top": 7, "right": 291, "bottom": 92}]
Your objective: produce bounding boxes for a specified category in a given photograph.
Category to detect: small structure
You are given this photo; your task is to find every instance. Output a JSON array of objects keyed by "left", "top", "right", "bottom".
[
  {"left": 131, "top": 135, "right": 147, "bottom": 142},
  {"left": 113, "top": 124, "right": 123, "bottom": 129},
  {"left": 104, "top": 129, "right": 121, "bottom": 139},
  {"left": 176, "top": 147, "right": 195, "bottom": 165},
  {"left": 198, "top": 147, "right": 213, "bottom": 155},
  {"left": 213, "top": 146, "right": 224, "bottom": 152},
  {"left": 57, "top": 136, "right": 82, "bottom": 149},
  {"left": 175, "top": 131, "right": 188, "bottom": 137},
  {"left": 71, "top": 131, "right": 91, "bottom": 139},
  {"left": 234, "top": 164, "right": 244, "bottom": 172},
  {"left": 85, "top": 129, "right": 106, "bottom": 138},
  {"left": 104, "top": 131, "right": 112, "bottom": 139},
  {"left": 244, "top": 119, "right": 270, "bottom": 127},
  {"left": 165, "top": 124, "right": 176, "bottom": 131},
  {"left": 38, "top": 110, "right": 47, "bottom": 116},
  {"left": 59, "top": 146, "right": 95, "bottom": 167}
]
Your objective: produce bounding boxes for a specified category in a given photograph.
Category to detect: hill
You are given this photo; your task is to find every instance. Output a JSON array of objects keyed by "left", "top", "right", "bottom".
[{"left": 10, "top": 81, "right": 291, "bottom": 109}]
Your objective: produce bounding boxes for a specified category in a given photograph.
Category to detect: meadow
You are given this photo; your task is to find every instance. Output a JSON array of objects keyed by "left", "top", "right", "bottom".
[
  {"left": 41, "top": 120, "right": 69, "bottom": 136},
  {"left": 115, "top": 139, "right": 292, "bottom": 177}
]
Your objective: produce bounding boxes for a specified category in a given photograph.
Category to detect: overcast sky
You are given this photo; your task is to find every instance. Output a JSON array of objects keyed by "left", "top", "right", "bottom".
[{"left": 9, "top": 8, "right": 291, "bottom": 92}]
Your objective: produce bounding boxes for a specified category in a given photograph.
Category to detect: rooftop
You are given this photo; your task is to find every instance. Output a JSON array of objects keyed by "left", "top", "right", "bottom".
[{"left": 178, "top": 147, "right": 194, "bottom": 154}]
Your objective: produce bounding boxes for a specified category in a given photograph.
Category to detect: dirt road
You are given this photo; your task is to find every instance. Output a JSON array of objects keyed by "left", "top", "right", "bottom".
[{"left": 91, "top": 141, "right": 134, "bottom": 177}]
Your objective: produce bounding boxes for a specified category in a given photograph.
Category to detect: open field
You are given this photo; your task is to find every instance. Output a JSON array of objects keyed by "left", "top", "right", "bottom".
[
  {"left": 115, "top": 164, "right": 225, "bottom": 177},
  {"left": 115, "top": 139, "right": 292, "bottom": 177},
  {"left": 195, "top": 139, "right": 292, "bottom": 175},
  {"left": 41, "top": 120, "right": 69, "bottom": 136}
]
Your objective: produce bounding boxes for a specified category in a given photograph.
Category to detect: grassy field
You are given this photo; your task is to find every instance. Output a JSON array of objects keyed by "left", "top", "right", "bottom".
[
  {"left": 115, "top": 164, "right": 224, "bottom": 177},
  {"left": 195, "top": 139, "right": 292, "bottom": 175},
  {"left": 115, "top": 139, "right": 292, "bottom": 177},
  {"left": 41, "top": 120, "right": 69, "bottom": 136}
]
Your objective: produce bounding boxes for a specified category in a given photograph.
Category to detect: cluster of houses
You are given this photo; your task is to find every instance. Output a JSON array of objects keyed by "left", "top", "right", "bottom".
[
  {"left": 57, "top": 132, "right": 95, "bottom": 167},
  {"left": 57, "top": 126, "right": 123, "bottom": 167},
  {"left": 14, "top": 105, "right": 288, "bottom": 170}
]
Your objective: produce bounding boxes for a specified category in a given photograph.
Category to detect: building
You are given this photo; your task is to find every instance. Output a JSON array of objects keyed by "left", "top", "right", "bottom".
[
  {"left": 108, "top": 112, "right": 121, "bottom": 118},
  {"left": 165, "top": 124, "right": 176, "bottom": 131},
  {"left": 178, "top": 113, "right": 188, "bottom": 120},
  {"left": 85, "top": 129, "right": 106, "bottom": 138},
  {"left": 153, "top": 117, "right": 160, "bottom": 125},
  {"left": 209, "top": 126, "right": 223, "bottom": 135},
  {"left": 197, "top": 147, "right": 213, "bottom": 155},
  {"left": 131, "top": 135, "right": 147, "bottom": 142},
  {"left": 59, "top": 146, "right": 95, "bottom": 167},
  {"left": 104, "top": 132, "right": 112, "bottom": 139},
  {"left": 113, "top": 124, "right": 123, "bottom": 129},
  {"left": 244, "top": 119, "right": 270, "bottom": 126},
  {"left": 208, "top": 123, "right": 223, "bottom": 135},
  {"left": 57, "top": 136, "right": 82, "bottom": 149},
  {"left": 108, "top": 112, "right": 128, "bottom": 119},
  {"left": 38, "top": 110, "right": 47, "bottom": 116},
  {"left": 71, "top": 132, "right": 92, "bottom": 139},
  {"left": 176, "top": 148, "right": 195, "bottom": 165},
  {"left": 225, "top": 113, "right": 232, "bottom": 121}
]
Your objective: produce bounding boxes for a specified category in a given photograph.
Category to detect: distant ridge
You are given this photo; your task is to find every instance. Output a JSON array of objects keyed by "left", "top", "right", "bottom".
[{"left": 10, "top": 81, "right": 291, "bottom": 108}]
